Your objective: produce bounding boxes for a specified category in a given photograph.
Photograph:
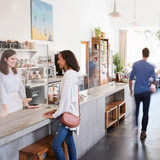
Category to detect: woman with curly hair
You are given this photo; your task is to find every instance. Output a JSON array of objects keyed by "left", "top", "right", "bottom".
[{"left": 43, "top": 50, "right": 80, "bottom": 160}]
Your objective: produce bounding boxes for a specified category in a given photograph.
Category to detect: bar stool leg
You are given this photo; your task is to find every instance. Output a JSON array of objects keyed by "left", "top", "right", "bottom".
[
  {"left": 19, "top": 153, "right": 29, "bottom": 160},
  {"left": 63, "top": 142, "right": 68, "bottom": 160},
  {"left": 32, "top": 155, "right": 42, "bottom": 160}
]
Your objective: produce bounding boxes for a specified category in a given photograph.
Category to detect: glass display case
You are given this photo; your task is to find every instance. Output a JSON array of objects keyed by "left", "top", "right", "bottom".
[{"left": 17, "top": 44, "right": 50, "bottom": 107}]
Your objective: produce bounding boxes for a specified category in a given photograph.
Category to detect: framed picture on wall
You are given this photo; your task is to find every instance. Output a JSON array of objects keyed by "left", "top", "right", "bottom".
[{"left": 31, "top": 0, "right": 53, "bottom": 41}]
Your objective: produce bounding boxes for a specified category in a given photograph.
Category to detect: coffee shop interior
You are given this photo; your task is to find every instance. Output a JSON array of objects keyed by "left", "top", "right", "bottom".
[{"left": 0, "top": 0, "right": 160, "bottom": 160}]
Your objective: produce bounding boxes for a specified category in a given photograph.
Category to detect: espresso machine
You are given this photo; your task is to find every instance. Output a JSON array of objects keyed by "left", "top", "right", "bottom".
[{"left": 26, "top": 84, "right": 45, "bottom": 105}]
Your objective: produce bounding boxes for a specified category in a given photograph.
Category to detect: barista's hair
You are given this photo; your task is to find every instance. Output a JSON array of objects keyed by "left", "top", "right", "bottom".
[
  {"left": 142, "top": 48, "right": 150, "bottom": 58},
  {"left": 0, "top": 49, "right": 17, "bottom": 75},
  {"left": 59, "top": 50, "right": 80, "bottom": 72}
]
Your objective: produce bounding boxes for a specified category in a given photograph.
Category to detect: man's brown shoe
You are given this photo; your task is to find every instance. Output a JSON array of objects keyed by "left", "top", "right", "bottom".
[{"left": 140, "top": 131, "right": 146, "bottom": 139}]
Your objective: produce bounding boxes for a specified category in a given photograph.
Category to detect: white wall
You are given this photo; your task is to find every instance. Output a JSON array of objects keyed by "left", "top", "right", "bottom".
[
  {"left": 0, "top": 0, "right": 31, "bottom": 41},
  {"left": 0, "top": 0, "right": 113, "bottom": 55},
  {"left": 0, "top": 0, "right": 116, "bottom": 73},
  {"left": 0, "top": 0, "right": 159, "bottom": 63}
]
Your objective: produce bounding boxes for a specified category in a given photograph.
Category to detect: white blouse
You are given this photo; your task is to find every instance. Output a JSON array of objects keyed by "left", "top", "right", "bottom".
[
  {"left": 53, "top": 70, "right": 79, "bottom": 119},
  {"left": 0, "top": 68, "right": 26, "bottom": 104}
]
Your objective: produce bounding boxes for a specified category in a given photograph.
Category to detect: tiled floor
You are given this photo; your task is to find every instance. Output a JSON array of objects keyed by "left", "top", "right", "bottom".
[{"left": 80, "top": 90, "right": 160, "bottom": 160}]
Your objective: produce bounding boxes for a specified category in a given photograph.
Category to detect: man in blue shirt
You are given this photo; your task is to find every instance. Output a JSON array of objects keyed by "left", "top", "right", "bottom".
[
  {"left": 129, "top": 48, "right": 156, "bottom": 139},
  {"left": 89, "top": 54, "right": 98, "bottom": 88}
]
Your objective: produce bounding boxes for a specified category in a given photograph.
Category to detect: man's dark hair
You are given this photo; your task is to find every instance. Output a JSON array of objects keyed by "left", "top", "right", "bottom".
[
  {"left": 59, "top": 50, "right": 80, "bottom": 72},
  {"left": 142, "top": 48, "right": 150, "bottom": 58}
]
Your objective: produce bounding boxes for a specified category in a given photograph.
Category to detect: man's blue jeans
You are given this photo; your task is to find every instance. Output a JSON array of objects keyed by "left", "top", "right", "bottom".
[
  {"left": 134, "top": 91, "right": 151, "bottom": 131},
  {"left": 52, "top": 124, "right": 77, "bottom": 160}
]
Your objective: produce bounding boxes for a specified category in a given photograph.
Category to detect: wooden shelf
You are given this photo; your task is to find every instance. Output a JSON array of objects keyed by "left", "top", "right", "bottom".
[
  {"left": 110, "top": 100, "right": 126, "bottom": 120},
  {"left": 44, "top": 158, "right": 56, "bottom": 160},
  {"left": 105, "top": 104, "right": 118, "bottom": 129},
  {"left": 105, "top": 100, "right": 126, "bottom": 135},
  {"left": 119, "top": 113, "right": 125, "bottom": 119},
  {"left": 110, "top": 100, "right": 125, "bottom": 106}
]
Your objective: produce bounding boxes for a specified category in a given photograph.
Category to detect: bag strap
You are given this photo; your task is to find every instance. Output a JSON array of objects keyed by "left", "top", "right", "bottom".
[{"left": 78, "top": 88, "right": 81, "bottom": 117}]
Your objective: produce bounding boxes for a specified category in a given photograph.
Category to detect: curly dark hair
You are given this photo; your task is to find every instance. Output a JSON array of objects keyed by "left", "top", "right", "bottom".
[
  {"left": 59, "top": 50, "right": 80, "bottom": 72},
  {"left": 0, "top": 49, "right": 17, "bottom": 75}
]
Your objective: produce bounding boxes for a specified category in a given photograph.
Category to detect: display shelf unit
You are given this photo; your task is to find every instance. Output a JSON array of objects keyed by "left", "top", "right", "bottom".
[
  {"left": 92, "top": 37, "right": 109, "bottom": 85},
  {"left": 17, "top": 63, "right": 47, "bottom": 70},
  {"left": 105, "top": 104, "right": 118, "bottom": 129},
  {"left": 105, "top": 95, "right": 126, "bottom": 135},
  {"left": 18, "top": 66, "right": 42, "bottom": 70},
  {"left": 0, "top": 48, "right": 37, "bottom": 58},
  {"left": 110, "top": 100, "right": 126, "bottom": 121},
  {"left": 0, "top": 48, "right": 37, "bottom": 52}
]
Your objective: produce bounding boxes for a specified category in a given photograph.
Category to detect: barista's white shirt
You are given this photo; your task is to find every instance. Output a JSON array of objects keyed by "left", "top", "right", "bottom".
[
  {"left": 0, "top": 68, "right": 26, "bottom": 105},
  {"left": 53, "top": 70, "right": 79, "bottom": 119}
]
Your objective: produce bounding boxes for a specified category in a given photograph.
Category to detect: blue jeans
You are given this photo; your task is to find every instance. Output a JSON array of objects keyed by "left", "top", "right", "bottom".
[
  {"left": 134, "top": 91, "right": 151, "bottom": 132},
  {"left": 52, "top": 124, "right": 77, "bottom": 160}
]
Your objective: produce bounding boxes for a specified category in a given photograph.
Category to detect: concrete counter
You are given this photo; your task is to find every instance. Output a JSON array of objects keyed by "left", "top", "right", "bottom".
[
  {"left": 74, "top": 82, "right": 135, "bottom": 158},
  {"left": 79, "top": 83, "right": 127, "bottom": 104},
  {"left": 0, "top": 82, "right": 134, "bottom": 160}
]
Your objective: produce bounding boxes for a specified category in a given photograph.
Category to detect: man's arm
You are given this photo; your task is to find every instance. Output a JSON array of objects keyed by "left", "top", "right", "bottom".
[
  {"left": 129, "top": 63, "right": 136, "bottom": 96},
  {"left": 129, "top": 80, "right": 133, "bottom": 95}
]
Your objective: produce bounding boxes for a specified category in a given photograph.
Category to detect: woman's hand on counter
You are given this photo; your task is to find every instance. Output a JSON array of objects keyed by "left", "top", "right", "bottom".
[
  {"left": 43, "top": 109, "right": 56, "bottom": 119},
  {"left": 26, "top": 105, "right": 39, "bottom": 109},
  {"left": 43, "top": 114, "right": 53, "bottom": 118},
  {"left": 23, "top": 99, "right": 39, "bottom": 109},
  {"left": 0, "top": 104, "right": 8, "bottom": 118},
  {"left": 0, "top": 110, "right": 8, "bottom": 118}
]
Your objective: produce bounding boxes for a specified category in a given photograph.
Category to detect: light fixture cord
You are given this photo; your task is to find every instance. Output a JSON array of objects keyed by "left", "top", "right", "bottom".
[
  {"left": 114, "top": 0, "right": 116, "bottom": 11},
  {"left": 134, "top": 0, "right": 136, "bottom": 20},
  {"left": 159, "top": 12, "right": 160, "bottom": 43}
]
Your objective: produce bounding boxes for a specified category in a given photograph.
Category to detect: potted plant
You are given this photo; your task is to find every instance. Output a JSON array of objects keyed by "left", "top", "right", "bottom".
[
  {"left": 113, "top": 53, "right": 123, "bottom": 82},
  {"left": 94, "top": 27, "right": 101, "bottom": 39}
]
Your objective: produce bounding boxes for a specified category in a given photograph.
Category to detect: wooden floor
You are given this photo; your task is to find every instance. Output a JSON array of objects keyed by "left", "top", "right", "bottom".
[{"left": 80, "top": 89, "right": 160, "bottom": 160}]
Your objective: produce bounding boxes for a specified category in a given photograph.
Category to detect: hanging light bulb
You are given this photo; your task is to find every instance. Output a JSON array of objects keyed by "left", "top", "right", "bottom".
[
  {"left": 131, "top": 0, "right": 138, "bottom": 26},
  {"left": 109, "top": 0, "right": 121, "bottom": 18}
]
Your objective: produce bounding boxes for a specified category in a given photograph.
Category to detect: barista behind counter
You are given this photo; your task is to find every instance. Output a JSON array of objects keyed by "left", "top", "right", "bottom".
[{"left": 0, "top": 49, "right": 38, "bottom": 119}]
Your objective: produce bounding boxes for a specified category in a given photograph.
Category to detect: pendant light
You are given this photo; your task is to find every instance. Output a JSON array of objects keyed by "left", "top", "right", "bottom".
[
  {"left": 109, "top": 0, "right": 121, "bottom": 18},
  {"left": 131, "top": 0, "right": 138, "bottom": 26}
]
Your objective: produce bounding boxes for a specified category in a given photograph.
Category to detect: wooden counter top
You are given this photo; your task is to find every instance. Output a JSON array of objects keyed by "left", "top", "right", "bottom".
[{"left": 0, "top": 105, "right": 56, "bottom": 146}]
